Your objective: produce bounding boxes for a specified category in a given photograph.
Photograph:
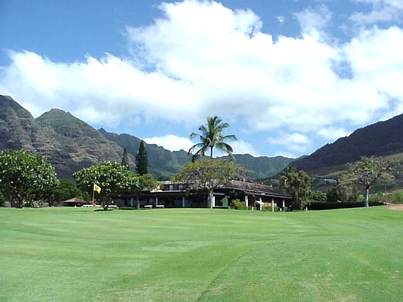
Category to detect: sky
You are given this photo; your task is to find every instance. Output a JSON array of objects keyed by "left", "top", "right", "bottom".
[{"left": 1, "top": 0, "right": 403, "bottom": 158}]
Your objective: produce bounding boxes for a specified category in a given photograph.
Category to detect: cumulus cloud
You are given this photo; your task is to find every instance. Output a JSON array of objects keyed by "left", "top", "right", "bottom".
[
  {"left": 294, "top": 5, "right": 332, "bottom": 34},
  {"left": 144, "top": 134, "right": 258, "bottom": 156},
  {"left": 230, "top": 140, "right": 260, "bottom": 156},
  {"left": 351, "top": 0, "right": 403, "bottom": 24},
  {"left": 318, "top": 127, "right": 349, "bottom": 140},
  {"left": 268, "top": 133, "right": 312, "bottom": 153},
  {"left": 0, "top": 0, "right": 403, "bottom": 156},
  {"left": 144, "top": 135, "right": 193, "bottom": 151}
]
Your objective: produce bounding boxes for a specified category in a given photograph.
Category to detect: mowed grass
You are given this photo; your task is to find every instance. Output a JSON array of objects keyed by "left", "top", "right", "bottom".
[{"left": 1, "top": 207, "right": 403, "bottom": 302}]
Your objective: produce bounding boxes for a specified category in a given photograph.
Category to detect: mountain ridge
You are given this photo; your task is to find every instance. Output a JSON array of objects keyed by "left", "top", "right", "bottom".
[
  {"left": 0, "top": 95, "right": 293, "bottom": 179},
  {"left": 293, "top": 113, "right": 403, "bottom": 171}
]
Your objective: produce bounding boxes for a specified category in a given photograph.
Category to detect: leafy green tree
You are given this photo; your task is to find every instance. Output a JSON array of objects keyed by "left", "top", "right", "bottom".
[
  {"left": 341, "top": 156, "right": 398, "bottom": 207},
  {"left": 50, "top": 180, "right": 86, "bottom": 206},
  {"left": 74, "top": 162, "right": 157, "bottom": 209},
  {"left": 188, "top": 116, "right": 237, "bottom": 160},
  {"left": 121, "top": 148, "right": 129, "bottom": 169},
  {"left": 175, "top": 158, "right": 241, "bottom": 208},
  {"left": 326, "top": 187, "right": 339, "bottom": 202},
  {"left": 0, "top": 150, "right": 59, "bottom": 208},
  {"left": 280, "top": 167, "right": 311, "bottom": 210},
  {"left": 309, "top": 190, "right": 327, "bottom": 202},
  {"left": 135, "top": 141, "right": 148, "bottom": 175}
]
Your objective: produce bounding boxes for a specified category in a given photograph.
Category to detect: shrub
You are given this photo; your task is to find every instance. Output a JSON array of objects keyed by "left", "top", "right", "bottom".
[
  {"left": 326, "top": 187, "right": 339, "bottom": 202},
  {"left": 309, "top": 190, "right": 327, "bottom": 202},
  {"left": 309, "top": 201, "right": 384, "bottom": 210},
  {"left": 262, "top": 202, "right": 278, "bottom": 212},
  {"left": 231, "top": 199, "right": 246, "bottom": 210},
  {"left": 383, "top": 191, "right": 403, "bottom": 204}
]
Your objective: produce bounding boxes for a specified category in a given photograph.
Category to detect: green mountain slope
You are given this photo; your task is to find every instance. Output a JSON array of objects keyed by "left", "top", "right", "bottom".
[
  {"left": 293, "top": 113, "right": 403, "bottom": 172},
  {"left": 0, "top": 95, "right": 294, "bottom": 179},
  {"left": 99, "top": 129, "right": 191, "bottom": 179}
]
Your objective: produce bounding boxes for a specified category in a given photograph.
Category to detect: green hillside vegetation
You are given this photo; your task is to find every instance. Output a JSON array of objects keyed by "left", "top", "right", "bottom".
[
  {"left": 294, "top": 113, "right": 403, "bottom": 171},
  {"left": 306, "top": 152, "right": 403, "bottom": 195},
  {"left": 1, "top": 207, "right": 403, "bottom": 301},
  {"left": 0, "top": 95, "right": 291, "bottom": 180}
]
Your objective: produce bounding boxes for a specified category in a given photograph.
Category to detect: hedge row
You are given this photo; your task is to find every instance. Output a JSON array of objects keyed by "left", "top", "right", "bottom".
[{"left": 308, "top": 201, "right": 384, "bottom": 210}]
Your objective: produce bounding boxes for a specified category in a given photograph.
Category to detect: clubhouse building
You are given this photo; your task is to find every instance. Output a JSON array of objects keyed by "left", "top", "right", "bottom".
[{"left": 115, "top": 180, "right": 292, "bottom": 210}]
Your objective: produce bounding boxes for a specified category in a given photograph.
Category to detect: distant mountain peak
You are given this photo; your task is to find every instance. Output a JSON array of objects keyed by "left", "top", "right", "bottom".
[
  {"left": 0, "top": 96, "right": 294, "bottom": 180},
  {"left": 294, "top": 112, "right": 403, "bottom": 171}
]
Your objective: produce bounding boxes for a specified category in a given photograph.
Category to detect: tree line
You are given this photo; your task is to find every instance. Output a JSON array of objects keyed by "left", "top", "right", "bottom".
[
  {"left": 0, "top": 115, "right": 398, "bottom": 209},
  {"left": 0, "top": 140, "right": 152, "bottom": 208}
]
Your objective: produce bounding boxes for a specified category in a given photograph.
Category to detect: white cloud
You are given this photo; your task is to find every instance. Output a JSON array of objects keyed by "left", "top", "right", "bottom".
[
  {"left": 276, "top": 16, "right": 285, "bottom": 24},
  {"left": 144, "top": 134, "right": 258, "bottom": 156},
  {"left": 268, "top": 133, "right": 312, "bottom": 153},
  {"left": 318, "top": 127, "right": 349, "bottom": 140},
  {"left": 144, "top": 135, "right": 193, "bottom": 152},
  {"left": 352, "top": 0, "right": 403, "bottom": 24},
  {"left": 294, "top": 5, "right": 332, "bottom": 35},
  {"left": 0, "top": 0, "right": 403, "bottom": 157},
  {"left": 231, "top": 140, "right": 260, "bottom": 156}
]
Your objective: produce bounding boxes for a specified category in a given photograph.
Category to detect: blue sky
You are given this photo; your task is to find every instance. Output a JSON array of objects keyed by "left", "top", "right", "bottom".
[{"left": 1, "top": 0, "right": 403, "bottom": 158}]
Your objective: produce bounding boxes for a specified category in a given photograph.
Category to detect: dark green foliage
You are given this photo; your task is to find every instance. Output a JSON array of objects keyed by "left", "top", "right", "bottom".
[
  {"left": 175, "top": 158, "right": 241, "bottom": 206},
  {"left": 0, "top": 191, "right": 4, "bottom": 207},
  {"left": 135, "top": 141, "right": 148, "bottom": 175},
  {"left": 381, "top": 191, "right": 403, "bottom": 204},
  {"left": 121, "top": 148, "right": 129, "bottom": 169},
  {"left": 50, "top": 180, "right": 85, "bottom": 205},
  {"left": 189, "top": 116, "right": 237, "bottom": 160},
  {"left": 309, "top": 201, "right": 384, "bottom": 210},
  {"left": 280, "top": 166, "right": 311, "bottom": 209},
  {"left": 231, "top": 199, "right": 246, "bottom": 209},
  {"left": 74, "top": 162, "right": 157, "bottom": 209},
  {"left": 326, "top": 187, "right": 339, "bottom": 202},
  {"left": 74, "top": 162, "right": 139, "bottom": 209},
  {"left": 309, "top": 190, "right": 327, "bottom": 202},
  {"left": 340, "top": 156, "right": 399, "bottom": 207},
  {"left": 0, "top": 149, "right": 59, "bottom": 207}
]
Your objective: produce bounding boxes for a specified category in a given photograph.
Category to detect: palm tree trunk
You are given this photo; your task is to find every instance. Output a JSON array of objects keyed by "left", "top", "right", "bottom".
[{"left": 210, "top": 146, "right": 213, "bottom": 158}]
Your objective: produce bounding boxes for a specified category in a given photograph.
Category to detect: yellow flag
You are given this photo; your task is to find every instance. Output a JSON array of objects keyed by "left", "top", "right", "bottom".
[{"left": 93, "top": 183, "right": 101, "bottom": 194}]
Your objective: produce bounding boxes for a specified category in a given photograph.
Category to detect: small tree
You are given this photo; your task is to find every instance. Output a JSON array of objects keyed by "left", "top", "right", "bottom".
[
  {"left": 121, "top": 148, "right": 129, "bottom": 169},
  {"left": 136, "top": 141, "right": 148, "bottom": 175},
  {"left": 342, "top": 156, "right": 398, "bottom": 207},
  {"left": 0, "top": 150, "right": 59, "bottom": 208},
  {"left": 280, "top": 166, "right": 311, "bottom": 210},
  {"left": 309, "top": 190, "right": 327, "bottom": 202},
  {"left": 174, "top": 158, "right": 241, "bottom": 208},
  {"left": 50, "top": 180, "right": 86, "bottom": 206},
  {"left": 74, "top": 162, "right": 141, "bottom": 210}
]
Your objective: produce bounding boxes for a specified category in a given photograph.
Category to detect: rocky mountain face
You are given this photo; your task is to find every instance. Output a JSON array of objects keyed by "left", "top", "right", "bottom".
[
  {"left": 0, "top": 95, "right": 132, "bottom": 179},
  {"left": 293, "top": 113, "right": 403, "bottom": 171},
  {"left": 0, "top": 95, "right": 294, "bottom": 179}
]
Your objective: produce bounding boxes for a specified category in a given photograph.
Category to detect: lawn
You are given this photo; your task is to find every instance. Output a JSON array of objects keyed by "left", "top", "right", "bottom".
[{"left": 1, "top": 207, "right": 403, "bottom": 302}]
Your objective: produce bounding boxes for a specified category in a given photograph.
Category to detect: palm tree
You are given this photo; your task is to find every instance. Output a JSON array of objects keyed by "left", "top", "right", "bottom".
[{"left": 188, "top": 116, "right": 237, "bottom": 161}]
